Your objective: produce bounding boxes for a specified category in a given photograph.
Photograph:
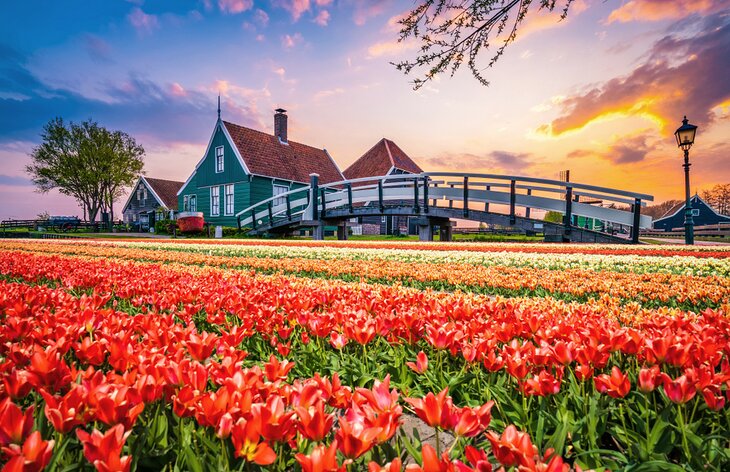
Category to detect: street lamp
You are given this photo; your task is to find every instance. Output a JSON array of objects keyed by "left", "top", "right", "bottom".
[{"left": 674, "top": 116, "right": 698, "bottom": 245}]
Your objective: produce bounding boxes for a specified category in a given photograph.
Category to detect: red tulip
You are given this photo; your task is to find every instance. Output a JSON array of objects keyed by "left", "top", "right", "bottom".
[
  {"left": 405, "top": 388, "right": 452, "bottom": 429},
  {"left": 76, "top": 424, "right": 132, "bottom": 472},
  {"left": 296, "top": 400, "right": 335, "bottom": 442},
  {"left": 329, "top": 332, "right": 348, "bottom": 349},
  {"left": 230, "top": 419, "right": 277, "bottom": 465},
  {"left": 702, "top": 386, "right": 726, "bottom": 411},
  {"left": 368, "top": 457, "right": 402, "bottom": 472},
  {"left": 638, "top": 366, "right": 660, "bottom": 393},
  {"left": 1, "top": 430, "right": 54, "bottom": 472},
  {"left": 40, "top": 386, "right": 90, "bottom": 434},
  {"left": 485, "top": 425, "right": 537, "bottom": 468},
  {"left": 0, "top": 400, "right": 34, "bottom": 446},
  {"left": 2, "top": 370, "right": 35, "bottom": 401},
  {"left": 594, "top": 367, "right": 631, "bottom": 399},
  {"left": 295, "top": 441, "right": 345, "bottom": 472},
  {"left": 662, "top": 373, "right": 697, "bottom": 404},
  {"left": 407, "top": 351, "right": 429, "bottom": 374},
  {"left": 335, "top": 416, "right": 381, "bottom": 459},
  {"left": 263, "top": 355, "right": 295, "bottom": 382}
]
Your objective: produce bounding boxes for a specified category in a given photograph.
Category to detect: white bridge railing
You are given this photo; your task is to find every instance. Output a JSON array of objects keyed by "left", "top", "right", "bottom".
[{"left": 236, "top": 172, "right": 654, "bottom": 243}]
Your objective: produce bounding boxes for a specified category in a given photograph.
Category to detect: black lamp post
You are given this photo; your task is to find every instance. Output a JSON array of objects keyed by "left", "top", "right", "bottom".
[{"left": 674, "top": 116, "right": 698, "bottom": 245}]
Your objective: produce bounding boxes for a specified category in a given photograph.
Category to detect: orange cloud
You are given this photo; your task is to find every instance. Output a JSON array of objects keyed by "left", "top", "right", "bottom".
[
  {"left": 606, "top": 0, "right": 730, "bottom": 24},
  {"left": 540, "top": 18, "right": 730, "bottom": 137}
]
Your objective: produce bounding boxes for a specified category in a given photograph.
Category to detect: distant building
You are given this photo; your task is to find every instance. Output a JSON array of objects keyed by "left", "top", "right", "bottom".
[
  {"left": 652, "top": 194, "right": 730, "bottom": 231},
  {"left": 177, "top": 108, "right": 344, "bottom": 227},
  {"left": 343, "top": 138, "right": 423, "bottom": 235},
  {"left": 122, "top": 177, "right": 183, "bottom": 230}
]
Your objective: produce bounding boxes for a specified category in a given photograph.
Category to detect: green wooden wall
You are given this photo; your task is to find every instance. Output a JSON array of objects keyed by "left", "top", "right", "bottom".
[{"left": 176, "top": 122, "right": 308, "bottom": 228}]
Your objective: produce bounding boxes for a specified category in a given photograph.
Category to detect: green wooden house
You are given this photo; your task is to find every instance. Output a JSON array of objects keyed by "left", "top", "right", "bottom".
[{"left": 177, "top": 108, "right": 344, "bottom": 227}]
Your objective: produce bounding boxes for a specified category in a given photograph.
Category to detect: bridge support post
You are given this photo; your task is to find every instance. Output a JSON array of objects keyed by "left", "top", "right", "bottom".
[
  {"left": 337, "top": 222, "right": 348, "bottom": 241},
  {"left": 525, "top": 189, "right": 531, "bottom": 219},
  {"left": 439, "top": 221, "right": 453, "bottom": 242},
  {"left": 485, "top": 186, "right": 490, "bottom": 212},
  {"left": 631, "top": 198, "right": 641, "bottom": 244},
  {"left": 312, "top": 222, "right": 324, "bottom": 240},
  {"left": 416, "top": 217, "right": 433, "bottom": 241}
]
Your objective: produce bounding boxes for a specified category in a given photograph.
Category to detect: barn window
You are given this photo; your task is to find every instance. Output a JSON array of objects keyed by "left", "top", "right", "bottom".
[
  {"left": 183, "top": 195, "right": 189, "bottom": 212},
  {"left": 225, "top": 184, "right": 234, "bottom": 215},
  {"left": 273, "top": 184, "right": 288, "bottom": 207},
  {"left": 189, "top": 195, "right": 197, "bottom": 212},
  {"left": 211, "top": 187, "right": 220, "bottom": 216},
  {"left": 215, "top": 146, "right": 224, "bottom": 173},
  {"left": 691, "top": 208, "right": 700, "bottom": 216}
]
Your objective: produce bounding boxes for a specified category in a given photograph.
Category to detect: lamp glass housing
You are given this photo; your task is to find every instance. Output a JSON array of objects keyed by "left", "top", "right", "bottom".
[{"left": 675, "top": 117, "right": 697, "bottom": 151}]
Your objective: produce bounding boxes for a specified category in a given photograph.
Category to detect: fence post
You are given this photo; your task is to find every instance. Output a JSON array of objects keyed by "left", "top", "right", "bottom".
[
  {"left": 347, "top": 183, "right": 353, "bottom": 213},
  {"left": 564, "top": 186, "right": 573, "bottom": 234},
  {"left": 268, "top": 201, "right": 274, "bottom": 224},
  {"left": 309, "top": 173, "right": 319, "bottom": 221},
  {"left": 320, "top": 188, "right": 327, "bottom": 218},
  {"left": 423, "top": 176, "right": 429, "bottom": 213},
  {"left": 463, "top": 176, "right": 469, "bottom": 218},
  {"left": 251, "top": 210, "right": 257, "bottom": 230},
  {"left": 485, "top": 185, "right": 490, "bottom": 212},
  {"left": 525, "top": 188, "right": 532, "bottom": 219},
  {"left": 632, "top": 198, "right": 641, "bottom": 244},
  {"left": 509, "top": 180, "right": 516, "bottom": 225},
  {"left": 413, "top": 177, "right": 420, "bottom": 213},
  {"left": 286, "top": 195, "right": 292, "bottom": 221},
  {"left": 237, "top": 215, "right": 241, "bottom": 230},
  {"left": 378, "top": 180, "right": 385, "bottom": 213}
]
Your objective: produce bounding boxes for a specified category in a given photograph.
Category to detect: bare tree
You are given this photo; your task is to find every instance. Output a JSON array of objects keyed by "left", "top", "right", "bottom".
[
  {"left": 394, "top": 0, "right": 576, "bottom": 89},
  {"left": 702, "top": 184, "right": 730, "bottom": 215}
]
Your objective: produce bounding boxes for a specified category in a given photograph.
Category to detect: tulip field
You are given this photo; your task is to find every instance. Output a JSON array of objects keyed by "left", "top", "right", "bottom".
[{"left": 0, "top": 239, "right": 729, "bottom": 471}]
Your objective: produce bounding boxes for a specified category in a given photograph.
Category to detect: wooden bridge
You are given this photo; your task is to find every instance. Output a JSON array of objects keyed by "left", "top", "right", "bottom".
[{"left": 236, "top": 172, "right": 654, "bottom": 243}]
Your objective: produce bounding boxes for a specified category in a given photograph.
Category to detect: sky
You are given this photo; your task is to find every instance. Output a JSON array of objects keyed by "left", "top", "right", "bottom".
[{"left": 1, "top": 0, "right": 729, "bottom": 219}]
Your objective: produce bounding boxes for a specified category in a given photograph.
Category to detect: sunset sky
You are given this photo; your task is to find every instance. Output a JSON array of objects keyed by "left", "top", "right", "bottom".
[{"left": 1, "top": 0, "right": 729, "bottom": 219}]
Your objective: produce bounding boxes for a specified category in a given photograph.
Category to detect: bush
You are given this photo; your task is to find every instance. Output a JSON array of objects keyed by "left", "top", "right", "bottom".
[{"left": 155, "top": 219, "right": 177, "bottom": 235}]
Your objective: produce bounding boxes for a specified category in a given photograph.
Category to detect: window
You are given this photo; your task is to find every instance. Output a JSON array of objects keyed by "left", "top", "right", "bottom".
[
  {"left": 183, "top": 195, "right": 189, "bottom": 212},
  {"left": 137, "top": 186, "right": 142, "bottom": 202},
  {"left": 691, "top": 208, "right": 700, "bottom": 216},
  {"left": 273, "top": 184, "right": 288, "bottom": 207},
  {"left": 143, "top": 187, "right": 147, "bottom": 201},
  {"left": 225, "top": 184, "right": 234, "bottom": 215},
  {"left": 211, "top": 187, "right": 220, "bottom": 216},
  {"left": 215, "top": 146, "right": 224, "bottom": 173},
  {"left": 189, "top": 195, "right": 197, "bottom": 212}
]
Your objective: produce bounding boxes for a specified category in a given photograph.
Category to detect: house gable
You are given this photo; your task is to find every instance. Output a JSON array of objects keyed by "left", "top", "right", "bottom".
[
  {"left": 652, "top": 194, "right": 730, "bottom": 230},
  {"left": 344, "top": 138, "right": 423, "bottom": 180},
  {"left": 122, "top": 177, "right": 165, "bottom": 215}
]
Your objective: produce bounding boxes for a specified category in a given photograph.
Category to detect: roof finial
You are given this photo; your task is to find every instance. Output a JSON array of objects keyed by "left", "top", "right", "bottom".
[{"left": 217, "top": 94, "right": 221, "bottom": 121}]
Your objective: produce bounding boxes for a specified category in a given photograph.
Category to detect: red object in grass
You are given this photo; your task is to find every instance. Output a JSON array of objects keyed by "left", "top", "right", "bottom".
[{"left": 176, "top": 212, "right": 205, "bottom": 233}]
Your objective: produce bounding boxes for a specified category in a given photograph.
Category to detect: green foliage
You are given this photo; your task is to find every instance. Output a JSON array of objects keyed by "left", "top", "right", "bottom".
[
  {"left": 154, "top": 219, "right": 177, "bottom": 235},
  {"left": 26, "top": 118, "right": 145, "bottom": 222},
  {"left": 544, "top": 211, "right": 563, "bottom": 223}
]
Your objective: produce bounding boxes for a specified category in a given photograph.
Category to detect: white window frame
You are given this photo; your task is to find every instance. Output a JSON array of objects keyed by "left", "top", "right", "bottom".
[
  {"left": 224, "top": 184, "right": 234, "bottom": 216},
  {"left": 183, "top": 195, "right": 189, "bottom": 212},
  {"left": 273, "top": 184, "right": 288, "bottom": 207},
  {"left": 189, "top": 194, "right": 197, "bottom": 212},
  {"left": 215, "top": 146, "right": 224, "bottom": 173},
  {"left": 691, "top": 208, "right": 700, "bottom": 216},
  {"left": 211, "top": 187, "right": 220, "bottom": 216}
]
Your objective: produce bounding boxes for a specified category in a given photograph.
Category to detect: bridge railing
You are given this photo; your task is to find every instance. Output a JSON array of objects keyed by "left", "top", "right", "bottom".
[{"left": 237, "top": 171, "right": 654, "bottom": 243}]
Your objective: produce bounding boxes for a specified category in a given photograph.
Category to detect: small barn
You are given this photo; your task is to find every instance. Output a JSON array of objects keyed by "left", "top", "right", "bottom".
[
  {"left": 343, "top": 138, "right": 423, "bottom": 235},
  {"left": 652, "top": 194, "right": 730, "bottom": 231},
  {"left": 122, "top": 177, "right": 184, "bottom": 231}
]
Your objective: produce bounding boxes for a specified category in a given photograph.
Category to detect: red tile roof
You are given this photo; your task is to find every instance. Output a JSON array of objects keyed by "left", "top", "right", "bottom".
[
  {"left": 343, "top": 138, "right": 422, "bottom": 180},
  {"left": 144, "top": 177, "right": 184, "bottom": 210},
  {"left": 223, "top": 121, "right": 344, "bottom": 185}
]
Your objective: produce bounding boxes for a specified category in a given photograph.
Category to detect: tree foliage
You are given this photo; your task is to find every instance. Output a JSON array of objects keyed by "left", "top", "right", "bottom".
[
  {"left": 394, "top": 0, "right": 575, "bottom": 89},
  {"left": 26, "top": 118, "right": 145, "bottom": 222},
  {"left": 642, "top": 200, "right": 682, "bottom": 221},
  {"left": 701, "top": 184, "right": 730, "bottom": 215}
]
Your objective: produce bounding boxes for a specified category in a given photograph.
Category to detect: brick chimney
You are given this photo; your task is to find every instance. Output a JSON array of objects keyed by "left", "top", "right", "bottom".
[{"left": 274, "top": 108, "right": 287, "bottom": 143}]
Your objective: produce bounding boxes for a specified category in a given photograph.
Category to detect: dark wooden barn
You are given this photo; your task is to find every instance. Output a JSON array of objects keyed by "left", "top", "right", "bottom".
[{"left": 652, "top": 194, "right": 730, "bottom": 231}]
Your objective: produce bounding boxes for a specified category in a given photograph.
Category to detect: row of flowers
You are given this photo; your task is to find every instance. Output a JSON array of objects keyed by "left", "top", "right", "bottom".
[
  {"left": 5, "top": 241, "right": 728, "bottom": 309},
  {"left": 67, "top": 240, "right": 730, "bottom": 277},
  {"left": 94, "top": 238, "right": 730, "bottom": 257}
]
